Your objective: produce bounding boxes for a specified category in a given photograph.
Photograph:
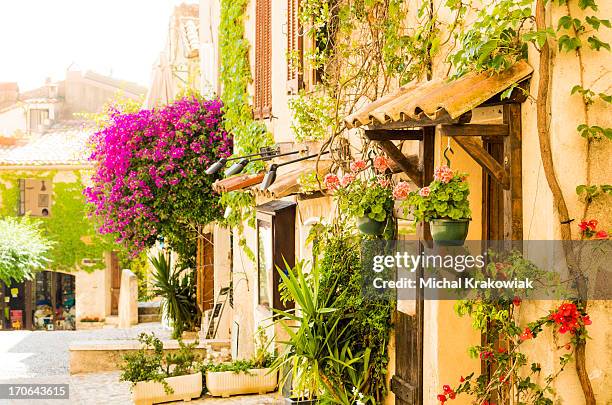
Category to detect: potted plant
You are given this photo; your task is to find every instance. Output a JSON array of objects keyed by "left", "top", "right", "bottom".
[
  {"left": 324, "top": 156, "right": 394, "bottom": 236},
  {"left": 203, "top": 328, "right": 277, "bottom": 397},
  {"left": 119, "top": 333, "right": 202, "bottom": 405},
  {"left": 150, "top": 252, "right": 199, "bottom": 339},
  {"left": 395, "top": 165, "right": 471, "bottom": 245}
]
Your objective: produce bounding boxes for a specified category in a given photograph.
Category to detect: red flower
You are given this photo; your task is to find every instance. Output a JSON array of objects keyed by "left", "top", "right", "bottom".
[
  {"left": 520, "top": 327, "right": 534, "bottom": 341},
  {"left": 480, "top": 350, "right": 494, "bottom": 360},
  {"left": 459, "top": 376, "right": 465, "bottom": 382},
  {"left": 323, "top": 174, "right": 340, "bottom": 192},
  {"left": 350, "top": 159, "right": 367, "bottom": 173},
  {"left": 595, "top": 230, "right": 608, "bottom": 239},
  {"left": 549, "top": 302, "right": 586, "bottom": 334},
  {"left": 373, "top": 155, "right": 390, "bottom": 173},
  {"left": 583, "top": 315, "right": 592, "bottom": 325},
  {"left": 587, "top": 219, "right": 598, "bottom": 230},
  {"left": 512, "top": 296, "right": 521, "bottom": 307},
  {"left": 392, "top": 181, "right": 411, "bottom": 200},
  {"left": 449, "top": 391, "right": 456, "bottom": 399},
  {"left": 437, "top": 394, "right": 447, "bottom": 403},
  {"left": 443, "top": 385, "right": 452, "bottom": 394},
  {"left": 434, "top": 165, "right": 454, "bottom": 183}
]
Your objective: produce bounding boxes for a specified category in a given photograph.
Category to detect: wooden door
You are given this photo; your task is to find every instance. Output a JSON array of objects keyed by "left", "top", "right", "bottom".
[
  {"left": 196, "top": 233, "right": 214, "bottom": 312},
  {"left": 110, "top": 251, "right": 121, "bottom": 315}
]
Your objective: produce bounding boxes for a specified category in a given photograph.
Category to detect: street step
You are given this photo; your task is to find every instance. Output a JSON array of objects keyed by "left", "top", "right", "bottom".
[
  {"left": 138, "top": 301, "right": 161, "bottom": 323},
  {"left": 138, "top": 313, "right": 161, "bottom": 323}
]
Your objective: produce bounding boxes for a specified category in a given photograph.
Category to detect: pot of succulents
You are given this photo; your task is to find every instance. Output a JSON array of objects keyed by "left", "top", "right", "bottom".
[
  {"left": 119, "top": 333, "right": 202, "bottom": 405},
  {"left": 203, "top": 328, "right": 277, "bottom": 397},
  {"left": 396, "top": 165, "right": 471, "bottom": 246},
  {"left": 325, "top": 157, "right": 394, "bottom": 236}
]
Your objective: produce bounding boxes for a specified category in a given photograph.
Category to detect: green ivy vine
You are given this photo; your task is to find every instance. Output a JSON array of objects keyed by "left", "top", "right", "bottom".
[
  {"left": 0, "top": 170, "right": 118, "bottom": 272},
  {"left": 218, "top": 0, "right": 274, "bottom": 261}
]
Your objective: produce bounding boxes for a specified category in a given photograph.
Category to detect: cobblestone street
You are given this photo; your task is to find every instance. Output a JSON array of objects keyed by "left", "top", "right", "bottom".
[{"left": 0, "top": 325, "right": 280, "bottom": 405}]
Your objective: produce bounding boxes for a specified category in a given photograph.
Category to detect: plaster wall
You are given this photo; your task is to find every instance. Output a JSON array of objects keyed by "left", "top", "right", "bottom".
[{"left": 0, "top": 106, "right": 26, "bottom": 136}]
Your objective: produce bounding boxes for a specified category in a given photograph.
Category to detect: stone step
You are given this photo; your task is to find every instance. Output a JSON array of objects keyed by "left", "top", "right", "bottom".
[
  {"left": 105, "top": 315, "right": 119, "bottom": 325},
  {"left": 138, "top": 301, "right": 161, "bottom": 315},
  {"left": 138, "top": 313, "right": 161, "bottom": 323}
]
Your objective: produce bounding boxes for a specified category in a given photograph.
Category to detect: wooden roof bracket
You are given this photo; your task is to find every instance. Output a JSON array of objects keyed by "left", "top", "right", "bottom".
[
  {"left": 452, "top": 136, "right": 510, "bottom": 189},
  {"left": 365, "top": 129, "right": 424, "bottom": 187}
]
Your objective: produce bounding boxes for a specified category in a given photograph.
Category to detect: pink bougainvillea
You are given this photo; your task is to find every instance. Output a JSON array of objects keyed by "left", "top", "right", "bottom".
[{"left": 85, "top": 96, "right": 232, "bottom": 254}]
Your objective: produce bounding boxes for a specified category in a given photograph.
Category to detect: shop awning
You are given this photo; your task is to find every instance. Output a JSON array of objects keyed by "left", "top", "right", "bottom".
[
  {"left": 344, "top": 60, "right": 533, "bottom": 129},
  {"left": 212, "top": 171, "right": 265, "bottom": 193},
  {"left": 251, "top": 161, "right": 332, "bottom": 199}
]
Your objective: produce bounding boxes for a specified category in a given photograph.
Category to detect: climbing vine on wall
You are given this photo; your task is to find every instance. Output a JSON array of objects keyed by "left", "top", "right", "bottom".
[
  {"left": 0, "top": 171, "right": 117, "bottom": 272},
  {"left": 218, "top": 0, "right": 275, "bottom": 261}
]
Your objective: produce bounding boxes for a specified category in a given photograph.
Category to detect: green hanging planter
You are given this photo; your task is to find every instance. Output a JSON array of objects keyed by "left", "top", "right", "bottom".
[
  {"left": 429, "top": 219, "right": 470, "bottom": 246},
  {"left": 356, "top": 216, "right": 386, "bottom": 235}
]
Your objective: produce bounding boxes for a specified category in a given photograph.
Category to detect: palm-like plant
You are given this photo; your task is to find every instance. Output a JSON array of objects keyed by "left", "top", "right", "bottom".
[
  {"left": 272, "top": 261, "right": 365, "bottom": 403},
  {"left": 150, "top": 252, "right": 199, "bottom": 339}
]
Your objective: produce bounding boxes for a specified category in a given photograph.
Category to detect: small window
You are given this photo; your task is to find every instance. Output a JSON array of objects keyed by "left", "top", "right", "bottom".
[
  {"left": 254, "top": 0, "right": 272, "bottom": 119},
  {"left": 19, "top": 179, "right": 52, "bottom": 217},
  {"left": 256, "top": 200, "right": 296, "bottom": 310}
]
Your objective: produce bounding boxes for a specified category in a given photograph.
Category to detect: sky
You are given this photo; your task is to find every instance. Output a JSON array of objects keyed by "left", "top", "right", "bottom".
[{"left": 0, "top": 0, "right": 194, "bottom": 91}]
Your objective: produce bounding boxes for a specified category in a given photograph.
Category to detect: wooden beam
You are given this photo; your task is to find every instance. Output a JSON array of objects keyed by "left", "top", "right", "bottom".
[
  {"left": 377, "top": 140, "right": 423, "bottom": 187},
  {"left": 365, "top": 129, "right": 423, "bottom": 141},
  {"left": 454, "top": 136, "right": 510, "bottom": 189},
  {"left": 503, "top": 103, "right": 523, "bottom": 241},
  {"left": 439, "top": 124, "right": 509, "bottom": 137},
  {"left": 367, "top": 110, "right": 470, "bottom": 130}
]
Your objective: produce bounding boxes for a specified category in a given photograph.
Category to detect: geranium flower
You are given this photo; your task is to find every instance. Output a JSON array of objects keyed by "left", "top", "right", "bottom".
[
  {"left": 350, "top": 159, "right": 367, "bottom": 173},
  {"left": 419, "top": 186, "right": 431, "bottom": 197},
  {"left": 373, "top": 155, "right": 390, "bottom": 172},
  {"left": 341, "top": 173, "right": 356, "bottom": 187},
  {"left": 434, "top": 165, "right": 454, "bottom": 183},
  {"left": 324, "top": 174, "right": 340, "bottom": 192},
  {"left": 393, "top": 181, "right": 411, "bottom": 200}
]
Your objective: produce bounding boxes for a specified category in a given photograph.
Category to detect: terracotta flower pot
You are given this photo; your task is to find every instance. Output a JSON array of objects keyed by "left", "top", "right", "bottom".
[{"left": 429, "top": 219, "right": 470, "bottom": 246}]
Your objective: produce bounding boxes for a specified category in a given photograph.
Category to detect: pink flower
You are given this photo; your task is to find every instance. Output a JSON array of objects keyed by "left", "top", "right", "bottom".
[
  {"left": 434, "top": 165, "right": 454, "bottom": 183},
  {"left": 378, "top": 177, "right": 391, "bottom": 188},
  {"left": 350, "top": 160, "right": 367, "bottom": 173},
  {"left": 341, "top": 173, "right": 356, "bottom": 187},
  {"left": 418, "top": 186, "right": 431, "bottom": 197},
  {"left": 324, "top": 174, "right": 340, "bottom": 192},
  {"left": 393, "top": 181, "right": 411, "bottom": 200},
  {"left": 373, "top": 155, "right": 390, "bottom": 173}
]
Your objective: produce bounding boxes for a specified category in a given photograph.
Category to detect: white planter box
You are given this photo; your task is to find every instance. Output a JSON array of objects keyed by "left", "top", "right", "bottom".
[
  {"left": 132, "top": 372, "right": 202, "bottom": 405},
  {"left": 206, "top": 368, "right": 277, "bottom": 397}
]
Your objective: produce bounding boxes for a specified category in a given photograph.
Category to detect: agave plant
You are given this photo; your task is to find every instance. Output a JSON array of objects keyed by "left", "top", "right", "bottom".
[{"left": 149, "top": 252, "right": 199, "bottom": 339}]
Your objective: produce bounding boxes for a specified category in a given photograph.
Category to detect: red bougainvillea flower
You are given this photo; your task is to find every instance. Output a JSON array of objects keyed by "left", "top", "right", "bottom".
[
  {"left": 459, "top": 376, "right": 465, "bottom": 382},
  {"left": 512, "top": 296, "right": 521, "bottom": 307},
  {"left": 419, "top": 186, "right": 431, "bottom": 197},
  {"left": 350, "top": 159, "right": 367, "bottom": 173},
  {"left": 480, "top": 350, "right": 494, "bottom": 360},
  {"left": 549, "top": 302, "right": 587, "bottom": 334},
  {"left": 340, "top": 173, "right": 356, "bottom": 187},
  {"left": 443, "top": 385, "right": 452, "bottom": 394},
  {"left": 393, "top": 181, "right": 411, "bottom": 200},
  {"left": 595, "top": 230, "right": 608, "bottom": 239},
  {"left": 373, "top": 155, "right": 390, "bottom": 172},
  {"left": 324, "top": 173, "right": 340, "bottom": 192},
  {"left": 437, "top": 394, "right": 447, "bottom": 403},
  {"left": 448, "top": 391, "right": 456, "bottom": 399},
  {"left": 520, "top": 327, "right": 534, "bottom": 341},
  {"left": 434, "top": 165, "right": 454, "bottom": 183}
]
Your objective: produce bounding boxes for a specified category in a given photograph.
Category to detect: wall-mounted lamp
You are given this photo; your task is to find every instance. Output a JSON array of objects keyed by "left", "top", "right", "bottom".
[
  {"left": 206, "top": 149, "right": 272, "bottom": 175},
  {"left": 223, "top": 149, "right": 307, "bottom": 176},
  {"left": 260, "top": 150, "right": 330, "bottom": 190}
]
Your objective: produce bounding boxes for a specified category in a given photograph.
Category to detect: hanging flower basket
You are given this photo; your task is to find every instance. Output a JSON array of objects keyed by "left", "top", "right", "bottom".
[
  {"left": 356, "top": 216, "right": 386, "bottom": 235},
  {"left": 430, "top": 219, "right": 470, "bottom": 246}
]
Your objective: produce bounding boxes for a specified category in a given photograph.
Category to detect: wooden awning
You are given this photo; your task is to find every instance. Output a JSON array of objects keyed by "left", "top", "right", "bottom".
[
  {"left": 344, "top": 60, "right": 533, "bottom": 129},
  {"left": 251, "top": 161, "right": 332, "bottom": 199},
  {"left": 212, "top": 171, "right": 265, "bottom": 193}
]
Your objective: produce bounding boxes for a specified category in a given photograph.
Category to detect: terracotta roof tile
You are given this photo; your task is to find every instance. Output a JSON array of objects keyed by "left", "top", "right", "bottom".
[
  {"left": 344, "top": 60, "right": 533, "bottom": 128},
  {"left": 0, "top": 122, "right": 92, "bottom": 166}
]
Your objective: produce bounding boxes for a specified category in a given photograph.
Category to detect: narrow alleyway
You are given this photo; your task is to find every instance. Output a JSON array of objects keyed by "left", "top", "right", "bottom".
[{"left": 0, "top": 325, "right": 280, "bottom": 405}]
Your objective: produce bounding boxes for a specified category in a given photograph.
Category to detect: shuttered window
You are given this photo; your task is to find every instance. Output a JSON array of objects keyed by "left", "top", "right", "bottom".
[
  {"left": 287, "top": 0, "right": 303, "bottom": 94},
  {"left": 254, "top": 0, "right": 272, "bottom": 119}
]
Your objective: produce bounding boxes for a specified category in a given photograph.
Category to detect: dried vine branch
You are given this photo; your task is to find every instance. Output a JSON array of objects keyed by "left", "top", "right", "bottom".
[{"left": 534, "top": 1, "right": 595, "bottom": 403}]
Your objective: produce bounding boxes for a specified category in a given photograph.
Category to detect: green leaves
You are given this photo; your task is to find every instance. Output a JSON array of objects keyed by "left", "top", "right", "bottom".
[
  {"left": 576, "top": 184, "right": 612, "bottom": 202},
  {"left": 587, "top": 35, "right": 611, "bottom": 51},
  {"left": 0, "top": 216, "right": 54, "bottom": 285},
  {"left": 577, "top": 124, "right": 612, "bottom": 140},
  {"left": 585, "top": 15, "right": 611, "bottom": 30},
  {"left": 558, "top": 34, "right": 582, "bottom": 52}
]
